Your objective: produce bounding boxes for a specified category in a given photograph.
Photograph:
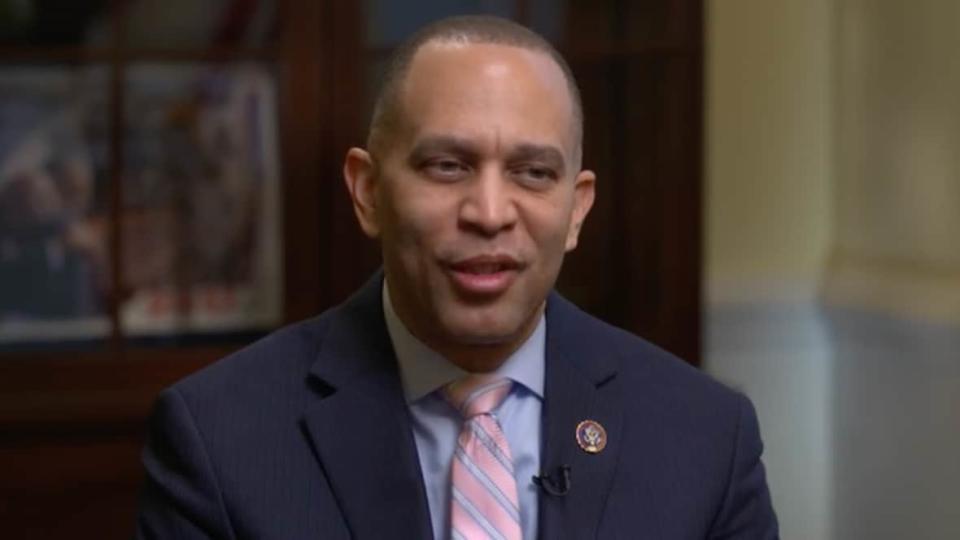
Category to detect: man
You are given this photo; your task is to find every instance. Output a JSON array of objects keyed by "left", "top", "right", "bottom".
[{"left": 136, "top": 15, "right": 778, "bottom": 540}]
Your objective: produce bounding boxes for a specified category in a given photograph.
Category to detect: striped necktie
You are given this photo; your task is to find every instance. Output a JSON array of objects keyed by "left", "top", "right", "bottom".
[{"left": 444, "top": 376, "right": 522, "bottom": 540}]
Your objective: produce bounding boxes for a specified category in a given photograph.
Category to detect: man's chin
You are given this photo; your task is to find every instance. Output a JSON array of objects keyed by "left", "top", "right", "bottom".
[
  {"left": 438, "top": 314, "right": 532, "bottom": 348},
  {"left": 450, "top": 332, "right": 517, "bottom": 347}
]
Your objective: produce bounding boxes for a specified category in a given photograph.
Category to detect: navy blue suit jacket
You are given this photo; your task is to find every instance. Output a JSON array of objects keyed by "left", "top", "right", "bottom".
[{"left": 136, "top": 274, "right": 778, "bottom": 539}]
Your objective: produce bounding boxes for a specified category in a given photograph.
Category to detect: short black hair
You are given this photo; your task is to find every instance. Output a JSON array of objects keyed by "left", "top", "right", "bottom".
[{"left": 367, "top": 15, "right": 583, "bottom": 162}]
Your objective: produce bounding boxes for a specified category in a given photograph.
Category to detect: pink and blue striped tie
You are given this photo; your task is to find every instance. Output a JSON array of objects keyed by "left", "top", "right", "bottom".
[{"left": 444, "top": 376, "right": 522, "bottom": 540}]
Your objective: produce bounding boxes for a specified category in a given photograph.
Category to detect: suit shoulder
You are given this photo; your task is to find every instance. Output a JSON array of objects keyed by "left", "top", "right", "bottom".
[
  {"left": 170, "top": 310, "right": 334, "bottom": 404},
  {"left": 618, "top": 326, "right": 740, "bottom": 403},
  {"left": 557, "top": 298, "right": 746, "bottom": 411},
  {"left": 570, "top": 310, "right": 753, "bottom": 458}
]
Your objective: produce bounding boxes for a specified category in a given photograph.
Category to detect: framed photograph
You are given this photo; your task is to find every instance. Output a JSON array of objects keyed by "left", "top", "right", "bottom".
[
  {"left": 0, "top": 67, "right": 112, "bottom": 343},
  {"left": 120, "top": 63, "right": 283, "bottom": 336}
]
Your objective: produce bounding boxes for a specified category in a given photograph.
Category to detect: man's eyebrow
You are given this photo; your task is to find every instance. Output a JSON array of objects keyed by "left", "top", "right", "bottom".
[
  {"left": 408, "top": 136, "right": 481, "bottom": 163},
  {"left": 407, "top": 137, "right": 567, "bottom": 172},
  {"left": 507, "top": 144, "right": 566, "bottom": 171}
]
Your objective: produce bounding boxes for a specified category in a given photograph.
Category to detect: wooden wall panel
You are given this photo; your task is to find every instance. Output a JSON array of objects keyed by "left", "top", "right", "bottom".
[
  {"left": 556, "top": 0, "right": 703, "bottom": 362},
  {"left": 1, "top": 437, "right": 143, "bottom": 539},
  {"left": 0, "top": 1, "right": 703, "bottom": 537}
]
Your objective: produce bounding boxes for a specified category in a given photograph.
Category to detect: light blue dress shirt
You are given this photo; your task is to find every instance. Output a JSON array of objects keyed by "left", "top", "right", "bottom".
[{"left": 383, "top": 282, "right": 544, "bottom": 540}]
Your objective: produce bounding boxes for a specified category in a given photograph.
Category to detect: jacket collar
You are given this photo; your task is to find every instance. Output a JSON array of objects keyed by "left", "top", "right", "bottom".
[
  {"left": 302, "top": 272, "right": 625, "bottom": 539},
  {"left": 301, "top": 272, "right": 434, "bottom": 539},
  {"left": 537, "top": 292, "right": 624, "bottom": 539}
]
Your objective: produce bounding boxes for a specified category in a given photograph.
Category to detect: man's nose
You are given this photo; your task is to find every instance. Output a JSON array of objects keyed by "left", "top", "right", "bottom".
[{"left": 458, "top": 167, "right": 518, "bottom": 236}]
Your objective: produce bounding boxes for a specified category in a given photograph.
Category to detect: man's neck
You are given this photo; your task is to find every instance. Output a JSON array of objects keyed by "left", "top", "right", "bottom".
[
  {"left": 382, "top": 280, "right": 543, "bottom": 373},
  {"left": 427, "top": 311, "right": 543, "bottom": 373}
]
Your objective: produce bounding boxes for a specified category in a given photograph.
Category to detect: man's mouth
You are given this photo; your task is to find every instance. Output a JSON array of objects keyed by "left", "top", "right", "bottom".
[
  {"left": 450, "top": 256, "right": 520, "bottom": 273},
  {"left": 446, "top": 255, "right": 522, "bottom": 296}
]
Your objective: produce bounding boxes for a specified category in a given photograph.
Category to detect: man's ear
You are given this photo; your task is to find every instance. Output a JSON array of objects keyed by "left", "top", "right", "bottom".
[
  {"left": 343, "top": 147, "right": 381, "bottom": 238},
  {"left": 565, "top": 169, "right": 596, "bottom": 252}
]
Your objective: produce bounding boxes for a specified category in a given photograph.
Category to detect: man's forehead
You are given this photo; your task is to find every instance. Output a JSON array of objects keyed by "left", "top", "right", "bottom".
[
  {"left": 403, "top": 39, "right": 567, "bottom": 90},
  {"left": 394, "top": 41, "right": 576, "bottom": 142}
]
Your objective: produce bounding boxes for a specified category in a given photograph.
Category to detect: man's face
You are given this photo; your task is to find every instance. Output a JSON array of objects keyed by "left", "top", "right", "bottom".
[{"left": 346, "top": 41, "right": 595, "bottom": 366}]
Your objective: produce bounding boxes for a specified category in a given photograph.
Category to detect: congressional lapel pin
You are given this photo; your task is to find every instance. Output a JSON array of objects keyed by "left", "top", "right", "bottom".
[{"left": 576, "top": 419, "right": 607, "bottom": 454}]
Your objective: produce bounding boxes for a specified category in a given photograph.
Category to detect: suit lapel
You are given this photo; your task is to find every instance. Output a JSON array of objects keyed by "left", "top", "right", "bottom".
[
  {"left": 300, "top": 279, "right": 627, "bottom": 539},
  {"left": 538, "top": 294, "right": 624, "bottom": 540},
  {"left": 301, "top": 275, "right": 433, "bottom": 540}
]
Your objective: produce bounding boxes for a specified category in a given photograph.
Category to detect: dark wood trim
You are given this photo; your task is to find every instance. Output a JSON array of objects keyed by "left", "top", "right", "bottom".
[
  {"left": 107, "top": 0, "right": 124, "bottom": 349},
  {"left": 0, "top": 346, "right": 238, "bottom": 435},
  {"left": 318, "top": 0, "right": 378, "bottom": 309},
  {"left": 686, "top": 0, "right": 704, "bottom": 364},
  {"left": 0, "top": 46, "right": 277, "bottom": 64},
  {"left": 276, "top": 0, "right": 324, "bottom": 322},
  {"left": 516, "top": 0, "right": 530, "bottom": 24}
]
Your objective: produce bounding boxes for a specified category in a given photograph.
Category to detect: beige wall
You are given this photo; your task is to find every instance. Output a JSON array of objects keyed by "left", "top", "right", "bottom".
[
  {"left": 828, "top": 1, "right": 960, "bottom": 538},
  {"left": 707, "top": 1, "right": 960, "bottom": 539},
  {"left": 826, "top": 0, "right": 960, "bottom": 325},
  {"left": 705, "top": 1, "right": 835, "bottom": 539},
  {"left": 706, "top": 0, "right": 834, "bottom": 305}
]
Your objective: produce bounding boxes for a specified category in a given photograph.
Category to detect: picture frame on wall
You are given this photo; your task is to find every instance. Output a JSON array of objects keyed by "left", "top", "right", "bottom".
[
  {"left": 0, "top": 67, "right": 112, "bottom": 344},
  {"left": 120, "top": 63, "right": 283, "bottom": 336},
  {"left": 0, "top": 63, "right": 285, "bottom": 345}
]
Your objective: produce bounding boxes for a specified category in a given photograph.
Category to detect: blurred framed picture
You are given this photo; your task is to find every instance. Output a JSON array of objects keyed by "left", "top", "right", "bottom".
[
  {"left": 0, "top": 67, "right": 112, "bottom": 343},
  {"left": 120, "top": 63, "right": 283, "bottom": 336}
]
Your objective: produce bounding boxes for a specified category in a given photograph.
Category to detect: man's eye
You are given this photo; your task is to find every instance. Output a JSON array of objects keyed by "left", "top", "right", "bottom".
[
  {"left": 513, "top": 165, "right": 558, "bottom": 186},
  {"left": 424, "top": 159, "right": 469, "bottom": 179}
]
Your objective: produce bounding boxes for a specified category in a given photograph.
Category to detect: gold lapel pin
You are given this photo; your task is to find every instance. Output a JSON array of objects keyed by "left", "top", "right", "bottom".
[{"left": 576, "top": 419, "right": 607, "bottom": 454}]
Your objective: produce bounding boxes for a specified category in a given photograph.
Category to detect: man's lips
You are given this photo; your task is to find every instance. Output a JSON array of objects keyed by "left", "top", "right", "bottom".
[
  {"left": 448, "top": 255, "right": 522, "bottom": 273},
  {"left": 445, "top": 255, "right": 522, "bottom": 296}
]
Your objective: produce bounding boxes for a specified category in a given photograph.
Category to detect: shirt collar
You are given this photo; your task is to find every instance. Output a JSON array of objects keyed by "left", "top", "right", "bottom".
[{"left": 382, "top": 279, "right": 545, "bottom": 404}]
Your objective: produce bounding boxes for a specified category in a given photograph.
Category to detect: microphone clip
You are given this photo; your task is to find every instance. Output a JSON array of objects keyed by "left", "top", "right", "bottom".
[{"left": 533, "top": 465, "right": 571, "bottom": 496}]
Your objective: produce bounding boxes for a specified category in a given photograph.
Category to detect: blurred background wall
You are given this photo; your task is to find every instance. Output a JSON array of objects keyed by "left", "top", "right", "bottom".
[
  {"left": 707, "top": 0, "right": 960, "bottom": 539},
  {"left": 828, "top": 1, "right": 960, "bottom": 538}
]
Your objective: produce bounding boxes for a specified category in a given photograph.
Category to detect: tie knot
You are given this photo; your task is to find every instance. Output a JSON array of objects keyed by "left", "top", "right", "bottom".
[{"left": 444, "top": 375, "right": 513, "bottom": 418}]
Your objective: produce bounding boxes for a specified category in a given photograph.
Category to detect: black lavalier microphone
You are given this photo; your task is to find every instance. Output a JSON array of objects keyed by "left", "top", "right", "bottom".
[{"left": 533, "top": 465, "right": 571, "bottom": 496}]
